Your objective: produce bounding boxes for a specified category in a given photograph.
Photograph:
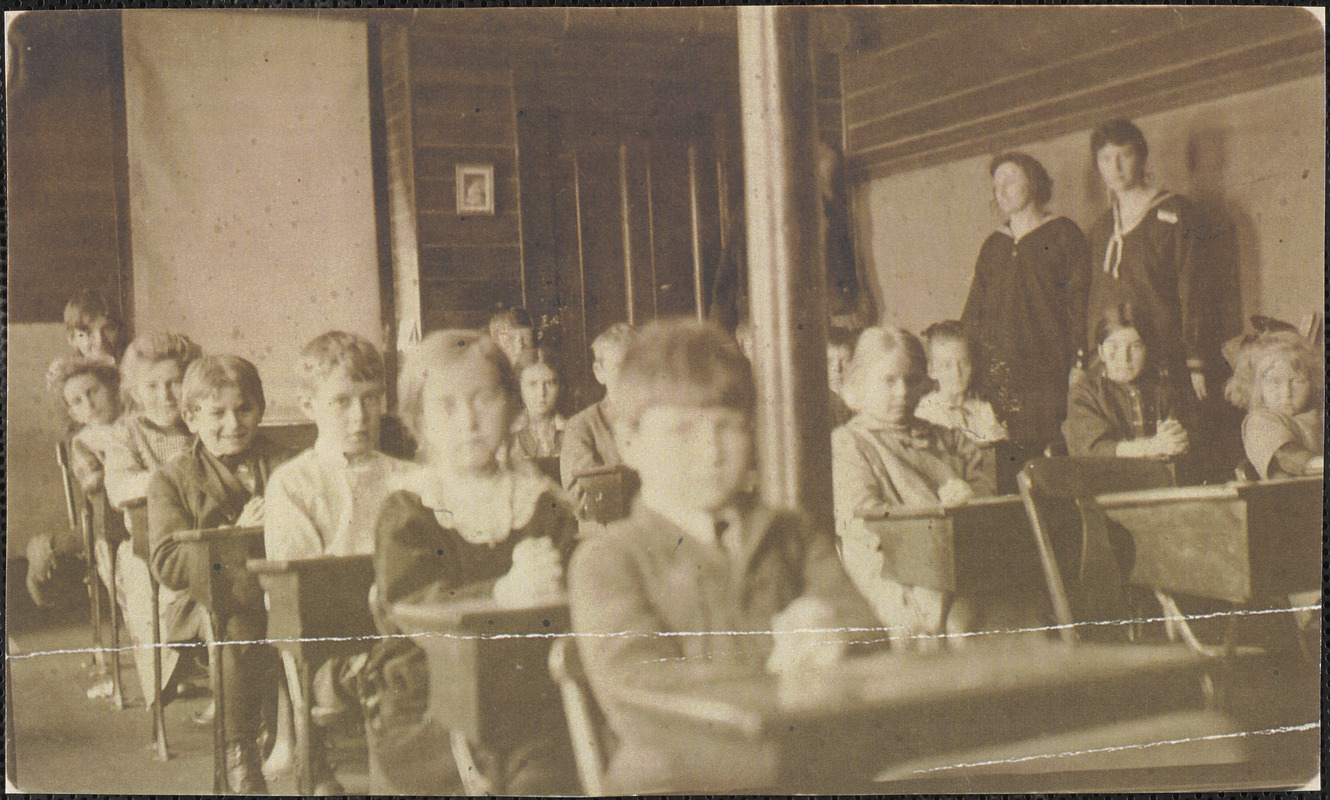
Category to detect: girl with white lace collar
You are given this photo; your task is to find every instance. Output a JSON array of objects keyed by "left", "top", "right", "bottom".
[{"left": 363, "top": 330, "right": 578, "bottom": 795}]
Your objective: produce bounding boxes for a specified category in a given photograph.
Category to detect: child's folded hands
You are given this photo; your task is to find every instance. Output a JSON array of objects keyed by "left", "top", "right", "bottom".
[{"left": 493, "top": 536, "right": 564, "bottom": 608}]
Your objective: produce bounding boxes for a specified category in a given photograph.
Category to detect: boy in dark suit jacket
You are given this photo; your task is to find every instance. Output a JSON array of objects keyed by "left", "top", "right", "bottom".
[
  {"left": 568, "top": 319, "right": 877, "bottom": 794},
  {"left": 148, "top": 355, "right": 288, "bottom": 793}
]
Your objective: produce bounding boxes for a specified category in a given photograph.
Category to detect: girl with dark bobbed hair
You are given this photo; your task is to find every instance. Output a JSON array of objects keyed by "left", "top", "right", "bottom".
[{"left": 961, "top": 151, "right": 1090, "bottom": 458}]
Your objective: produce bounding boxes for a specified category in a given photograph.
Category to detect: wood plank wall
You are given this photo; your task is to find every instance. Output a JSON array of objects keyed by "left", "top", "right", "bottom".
[
  {"left": 7, "top": 11, "right": 131, "bottom": 323},
  {"left": 840, "top": 6, "right": 1325, "bottom": 179},
  {"left": 408, "top": 32, "right": 524, "bottom": 332}
]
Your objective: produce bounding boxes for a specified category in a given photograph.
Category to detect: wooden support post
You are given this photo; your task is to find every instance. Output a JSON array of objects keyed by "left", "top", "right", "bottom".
[{"left": 737, "top": 6, "right": 834, "bottom": 528}]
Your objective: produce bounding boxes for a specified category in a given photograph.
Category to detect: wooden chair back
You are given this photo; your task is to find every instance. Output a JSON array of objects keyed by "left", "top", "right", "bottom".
[
  {"left": 548, "top": 637, "right": 610, "bottom": 796},
  {"left": 1017, "top": 457, "right": 1175, "bottom": 643}
]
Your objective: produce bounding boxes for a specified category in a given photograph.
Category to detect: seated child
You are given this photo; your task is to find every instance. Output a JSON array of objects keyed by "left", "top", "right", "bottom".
[
  {"left": 561, "top": 322, "right": 636, "bottom": 530},
  {"left": 64, "top": 288, "right": 127, "bottom": 364},
  {"left": 1062, "top": 304, "right": 1189, "bottom": 461},
  {"left": 826, "top": 325, "right": 856, "bottom": 429},
  {"left": 148, "top": 355, "right": 288, "bottom": 793},
  {"left": 102, "top": 333, "right": 206, "bottom": 711},
  {"left": 1223, "top": 328, "right": 1323, "bottom": 650},
  {"left": 27, "top": 357, "right": 124, "bottom": 609},
  {"left": 263, "top": 331, "right": 416, "bottom": 792},
  {"left": 488, "top": 307, "right": 535, "bottom": 366},
  {"left": 916, "top": 320, "right": 1008, "bottom": 445},
  {"left": 510, "top": 347, "right": 566, "bottom": 461},
  {"left": 362, "top": 331, "right": 578, "bottom": 795},
  {"left": 570, "top": 318, "right": 878, "bottom": 794},
  {"left": 831, "top": 327, "right": 995, "bottom": 646},
  {"left": 266, "top": 331, "right": 417, "bottom": 560},
  {"left": 1224, "top": 330, "right": 1323, "bottom": 479}
]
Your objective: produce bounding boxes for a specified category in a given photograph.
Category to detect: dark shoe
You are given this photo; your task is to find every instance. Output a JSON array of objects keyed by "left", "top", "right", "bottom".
[
  {"left": 226, "top": 742, "right": 268, "bottom": 794},
  {"left": 309, "top": 725, "right": 343, "bottom": 795}
]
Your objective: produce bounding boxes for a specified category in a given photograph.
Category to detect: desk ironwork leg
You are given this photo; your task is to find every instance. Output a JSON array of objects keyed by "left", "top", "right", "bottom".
[
  {"left": 207, "top": 613, "right": 228, "bottom": 793},
  {"left": 449, "top": 729, "right": 493, "bottom": 796},
  {"left": 107, "top": 541, "right": 125, "bottom": 710},
  {"left": 280, "top": 650, "right": 313, "bottom": 795},
  {"left": 82, "top": 507, "right": 107, "bottom": 672},
  {"left": 149, "top": 577, "right": 170, "bottom": 761}
]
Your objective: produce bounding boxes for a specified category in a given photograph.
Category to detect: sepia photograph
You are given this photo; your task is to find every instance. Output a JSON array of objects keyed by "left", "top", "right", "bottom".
[{"left": 4, "top": 6, "right": 1324, "bottom": 795}]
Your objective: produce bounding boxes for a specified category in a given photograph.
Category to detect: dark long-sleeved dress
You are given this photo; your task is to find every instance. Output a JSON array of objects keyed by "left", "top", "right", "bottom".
[
  {"left": 363, "top": 466, "right": 579, "bottom": 794},
  {"left": 962, "top": 216, "right": 1090, "bottom": 447},
  {"left": 1086, "top": 190, "right": 1213, "bottom": 380}
]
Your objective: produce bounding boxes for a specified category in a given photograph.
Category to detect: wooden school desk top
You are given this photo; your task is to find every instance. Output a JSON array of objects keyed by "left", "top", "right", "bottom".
[
  {"left": 1093, "top": 476, "right": 1322, "bottom": 603},
  {"left": 860, "top": 494, "right": 1042, "bottom": 596},
  {"left": 249, "top": 554, "right": 377, "bottom": 663},
  {"left": 388, "top": 597, "right": 569, "bottom": 747},
  {"left": 610, "top": 640, "right": 1216, "bottom": 791}
]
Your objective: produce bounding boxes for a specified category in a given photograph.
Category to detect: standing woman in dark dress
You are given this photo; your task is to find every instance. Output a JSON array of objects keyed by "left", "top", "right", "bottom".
[
  {"left": 1085, "top": 119, "right": 1210, "bottom": 409},
  {"left": 962, "top": 152, "right": 1090, "bottom": 459}
]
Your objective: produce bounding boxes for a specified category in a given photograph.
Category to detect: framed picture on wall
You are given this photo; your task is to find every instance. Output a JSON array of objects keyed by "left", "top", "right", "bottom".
[{"left": 457, "top": 163, "right": 495, "bottom": 215}]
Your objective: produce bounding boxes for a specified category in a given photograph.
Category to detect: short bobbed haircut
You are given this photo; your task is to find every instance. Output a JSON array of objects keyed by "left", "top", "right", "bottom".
[
  {"left": 488, "top": 307, "right": 534, "bottom": 337},
  {"left": 397, "top": 331, "right": 518, "bottom": 442},
  {"left": 46, "top": 356, "right": 121, "bottom": 414},
  {"left": 989, "top": 151, "right": 1053, "bottom": 209},
  {"left": 920, "top": 319, "right": 971, "bottom": 351},
  {"left": 1093, "top": 303, "right": 1155, "bottom": 350},
  {"left": 1090, "top": 119, "right": 1149, "bottom": 164},
  {"left": 841, "top": 327, "right": 928, "bottom": 414},
  {"left": 120, "top": 332, "right": 202, "bottom": 410},
  {"left": 298, "top": 331, "right": 385, "bottom": 394},
  {"left": 591, "top": 322, "right": 635, "bottom": 360},
  {"left": 614, "top": 317, "right": 755, "bottom": 434},
  {"left": 63, "top": 288, "right": 124, "bottom": 332},
  {"left": 181, "top": 355, "right": 266, "bottom": 416},
  {"left": 1223, "top": 331, "right": 1323, "bottom": 411},
  {"left": 513, "top": 346, "right": 562, "bottom": 381}
]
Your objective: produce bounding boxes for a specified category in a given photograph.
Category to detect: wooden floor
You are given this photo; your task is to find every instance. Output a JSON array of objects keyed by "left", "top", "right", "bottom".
[
  {"left": 6, "top": 586, "right": 1320, "bottom": 795},
  {"left": 6, "top": 597, "right": 368, "bottom": 796}
]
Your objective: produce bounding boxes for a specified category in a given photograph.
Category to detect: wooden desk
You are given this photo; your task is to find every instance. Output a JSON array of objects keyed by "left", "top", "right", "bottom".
[
  {"left": 1093, "top": 477, "right": 1322, "bottom": 604},
  {"left": 612, "top": 641, "right": 1223, "bottom": 793},
  {"left": 250, "top": 555, "right": 376, "bottom": 795},
  {"left": 389, "top": 597, "right": 569, "bottom": 747},
  {"left": 574, "top": 467, "right": 635, "bottom": 525},
  {"left": 170, "top": 525, "right": 265, "bottom": 792},
  {"left": 860, "top": 495, "right": 1042, "bottom": 597}
]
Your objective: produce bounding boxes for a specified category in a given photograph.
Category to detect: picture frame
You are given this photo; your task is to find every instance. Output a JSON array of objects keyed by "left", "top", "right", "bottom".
[{"left": 456, "top": 163, "right": 495, "bottom": 215}]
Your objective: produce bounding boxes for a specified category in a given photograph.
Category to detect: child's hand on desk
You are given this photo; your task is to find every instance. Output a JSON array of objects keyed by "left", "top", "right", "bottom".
[
  {"left": 766, "top": 597, "right": 848, "bottom": 676},
  {"left": 936, "top": 478, "right": 974, "bottom": 506},
  {"left": 493, "top": 537, "right": 564, "bottom": 608},
  {"left": 1305, "top": 455, "right": 1324, "bottom": 474},
  {"left": 235, "top": 495, "right": 265, "bottom": 527}
]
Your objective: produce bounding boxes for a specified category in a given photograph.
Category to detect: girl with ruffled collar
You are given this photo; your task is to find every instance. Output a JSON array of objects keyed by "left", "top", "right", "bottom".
[{"left": 363, "top": 330, "right": 577, "bottom": 795}]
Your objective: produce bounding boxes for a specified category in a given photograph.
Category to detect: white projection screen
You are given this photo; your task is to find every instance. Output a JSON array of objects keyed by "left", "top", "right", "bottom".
[{"left": 122, "top": 11, "right": 381, "bottom": 420}]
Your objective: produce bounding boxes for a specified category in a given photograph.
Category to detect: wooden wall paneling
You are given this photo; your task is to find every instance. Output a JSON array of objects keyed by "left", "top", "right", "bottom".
[
  {"left": 7, "top": 11, "right": 130, "bottom": 323},
  {"left": 840, "top": 6, "right": 1323, "bottom": 178},
  {"left": 573, "top": 136, "right": 631, "bottom": 351},
  {"left": 408, "top": 30, "right": 524, "bottom": 332},
  {"left": 847, "top": 12, "right": 1319, "bottom": 160},
  {"left": 620, "top": 139, "right": 657, "bottom": 325},
  {"left": 651, "top": 138, "right": 701, "bottom": 319}
]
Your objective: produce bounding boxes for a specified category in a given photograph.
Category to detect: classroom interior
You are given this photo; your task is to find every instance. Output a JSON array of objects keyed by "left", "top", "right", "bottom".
[{"left": 5, "top": 7, "right": 1324, "bottom": 795}]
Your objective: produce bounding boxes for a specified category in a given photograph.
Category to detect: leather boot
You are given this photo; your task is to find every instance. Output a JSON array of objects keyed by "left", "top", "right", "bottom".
[{"left": 226, "top": 742, "right": 268, "bottom": 794}]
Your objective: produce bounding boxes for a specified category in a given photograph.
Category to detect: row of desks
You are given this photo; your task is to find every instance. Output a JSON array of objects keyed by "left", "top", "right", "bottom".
[{"left": 171, "top": 474, "right": 1320, "bottom": 792}]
